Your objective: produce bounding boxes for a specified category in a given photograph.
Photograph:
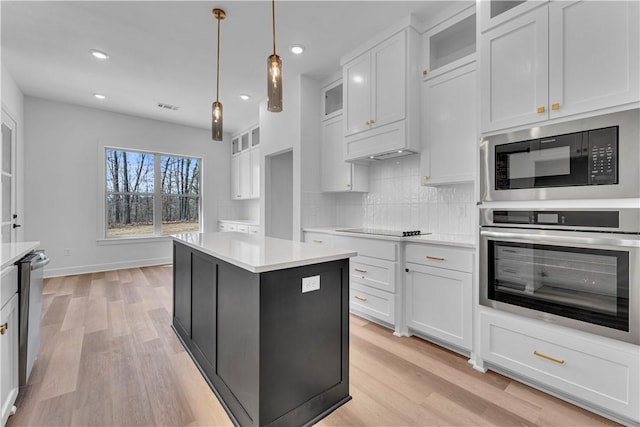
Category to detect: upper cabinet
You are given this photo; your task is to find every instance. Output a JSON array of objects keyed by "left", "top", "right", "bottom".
[
  {"left": 420, "top": 6, "right": 478, "bottom": 186},
  {"left": 320, "top": 78, "right": 369, "bottom": 193},
  {"left": 481, "top": 0, "right": 640, "bottom": 133},
  {"left": 479, "top": 0, "right": 548, "bottom": 33},
  {"left": 231, "top": 124, "right": 260, "bottom": 200},
  {"left": 341, "top": 24, "right": 421, "bottom": 161}
]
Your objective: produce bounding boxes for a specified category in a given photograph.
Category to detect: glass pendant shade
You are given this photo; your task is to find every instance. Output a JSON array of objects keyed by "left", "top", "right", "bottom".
[
  {"left": 267, "top": 54, "right": 282, "bottom": 112},
  {"left": 212, "top": 101, "right": 223, "bottom": 141}
]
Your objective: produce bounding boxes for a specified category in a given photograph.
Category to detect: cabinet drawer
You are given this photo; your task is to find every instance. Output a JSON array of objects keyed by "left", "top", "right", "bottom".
[
  {"left": 350, "top": 256, "right": 395, "bottom": 293},
  {"left": 219, "top": 222, "right": 228, "bottom": 232},
  {"left": 226, "top": 223, "right": 238, "bottom": 232},
  {"left": 481, "top": 311, "right": 640, "bottom": 421},
  {"left": 334, "top": 235, "right": 397, "bottom": 261},
  {"left": 236, "top": 225, "right": 249, "bottom": 233},
  {"left": 1, "top": 265, "right": 18, "bottom": 309},
  {"left": 304, "top": 232, "right": 334, "bottom": 247},
  {"left": 405, "top": 243, "right": 473, "bottom": 272},
  {"left": 350, "top": 282, "right": 395, "bottom": 326},
  {"left": 248, "top": 226, "right": 259, "bottom": 235}
]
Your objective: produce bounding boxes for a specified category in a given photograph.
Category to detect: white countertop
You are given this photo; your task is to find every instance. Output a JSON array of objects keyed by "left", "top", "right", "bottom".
[
  {"left": 303, "top": 227, "right": 476, "bottom": 249},
  {"left": 219, "top": 219, "right": 260, "bottom": 226},
  {"left": 172, "top": 232, "right": 357, "bottom": 273},
  {"left": 1, "top": 241, "right": 41, "bottom": 267}
]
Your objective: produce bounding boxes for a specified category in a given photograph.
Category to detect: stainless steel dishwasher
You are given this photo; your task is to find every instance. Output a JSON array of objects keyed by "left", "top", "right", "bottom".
[{"left": 16, "top": 251, "right": 50, "bottom": 386}]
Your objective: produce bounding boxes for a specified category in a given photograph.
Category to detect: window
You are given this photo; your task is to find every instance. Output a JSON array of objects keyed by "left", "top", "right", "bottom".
[{"left": 105, "top": 149, "right": 201, "bottom": 238}]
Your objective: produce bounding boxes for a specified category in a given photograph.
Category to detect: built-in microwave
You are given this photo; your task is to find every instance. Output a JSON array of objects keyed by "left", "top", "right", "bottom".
[{"left": 481, "top": 109, "right": 640, "bottom": 201}]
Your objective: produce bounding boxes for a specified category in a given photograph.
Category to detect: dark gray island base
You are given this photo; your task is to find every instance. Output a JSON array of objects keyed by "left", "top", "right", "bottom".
[{"left": 172, "top": 240, "right": 351, "bottom": 426}]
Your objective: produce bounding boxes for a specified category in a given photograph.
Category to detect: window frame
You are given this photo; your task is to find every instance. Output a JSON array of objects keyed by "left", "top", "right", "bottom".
[{"left": 101, "top": 146, "right": 203, "bottom": 240}]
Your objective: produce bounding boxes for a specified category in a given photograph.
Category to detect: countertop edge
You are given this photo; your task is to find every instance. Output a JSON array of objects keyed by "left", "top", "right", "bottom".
[{"left": 302, "top": 227, "right": 477, "bottom": 249}]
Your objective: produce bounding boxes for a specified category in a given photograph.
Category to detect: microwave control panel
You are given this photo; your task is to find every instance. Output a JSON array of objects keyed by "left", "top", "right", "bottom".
[{"left": 588, "top": 126, "right": 618, "bottom": 185}]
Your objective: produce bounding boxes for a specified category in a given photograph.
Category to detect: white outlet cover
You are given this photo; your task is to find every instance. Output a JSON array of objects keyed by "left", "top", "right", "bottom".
[{"left": 302, "top": 275, "right": 320, "bottom": 293}]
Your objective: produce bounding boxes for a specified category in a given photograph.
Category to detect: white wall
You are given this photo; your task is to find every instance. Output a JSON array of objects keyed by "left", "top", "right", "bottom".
[
  {"left": 24, "top": 97, "right": 230, "bottom": 277},
  {"left": 1, "top": 65, "right": 26, "bottom": 242}
]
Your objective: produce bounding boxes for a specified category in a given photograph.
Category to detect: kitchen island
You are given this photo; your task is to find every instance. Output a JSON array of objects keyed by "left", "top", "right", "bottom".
[{"left": 171, "top": 232, "right": 356, "bottom": 427}]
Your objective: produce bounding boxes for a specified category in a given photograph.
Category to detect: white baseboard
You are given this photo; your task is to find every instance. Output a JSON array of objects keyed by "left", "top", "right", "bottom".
[{"left": 43, "top": 257, "right": 172, "bottom": 278}]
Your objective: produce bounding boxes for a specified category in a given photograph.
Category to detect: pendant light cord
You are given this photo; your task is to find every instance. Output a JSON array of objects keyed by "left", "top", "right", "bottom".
[
  {"left": 272, "top": 0, "right": 276, "bottom": 55},
  {"left": 216, "top": 14, "right": 221, "bottom": 103}
]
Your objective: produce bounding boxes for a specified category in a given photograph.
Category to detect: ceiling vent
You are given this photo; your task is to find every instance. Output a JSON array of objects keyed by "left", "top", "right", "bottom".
[{"left": 157, "top": 102, "right": 179, "bottom": 111}]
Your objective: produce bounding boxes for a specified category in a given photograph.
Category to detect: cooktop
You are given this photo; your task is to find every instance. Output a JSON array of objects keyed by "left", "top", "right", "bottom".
[{"left": 337, "top": 228, "right": 427, "bottom": 237}]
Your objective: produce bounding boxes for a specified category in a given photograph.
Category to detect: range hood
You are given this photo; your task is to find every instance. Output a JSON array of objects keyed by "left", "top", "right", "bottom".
[{"left": 366, "top": 150, "right": 417, "bottom": 161}]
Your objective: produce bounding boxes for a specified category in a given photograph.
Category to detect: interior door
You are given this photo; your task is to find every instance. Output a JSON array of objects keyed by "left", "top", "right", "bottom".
[{"left": 1, "top": 110, "right": 18, "bottom": 243}]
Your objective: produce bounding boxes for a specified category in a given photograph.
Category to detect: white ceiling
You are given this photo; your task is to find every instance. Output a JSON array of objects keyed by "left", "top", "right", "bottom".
[{"left": 2, "top": 1, "right": 459, "bottom": 136}]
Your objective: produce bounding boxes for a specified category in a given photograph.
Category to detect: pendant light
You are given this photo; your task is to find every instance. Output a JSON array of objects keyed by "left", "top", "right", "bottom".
[
  {"left": 212, "top": 8, "right": 226, "bottom": 141},
  {"left": 267, "top": 0, "right": 282, "bottom": 112}
]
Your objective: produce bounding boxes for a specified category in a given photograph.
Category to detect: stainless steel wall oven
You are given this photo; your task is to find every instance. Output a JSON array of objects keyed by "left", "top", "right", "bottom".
[
  {"left": 480, "top": 109, "right": 640, "bottom": 201},
  {"left": 480, "top": 208, "right": 640, "bottom": 344}
]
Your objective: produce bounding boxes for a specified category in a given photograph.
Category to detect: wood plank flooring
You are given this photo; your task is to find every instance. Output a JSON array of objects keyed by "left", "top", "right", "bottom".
[{"left": 7, "top": 266, "right": 619, "bottom": 426}]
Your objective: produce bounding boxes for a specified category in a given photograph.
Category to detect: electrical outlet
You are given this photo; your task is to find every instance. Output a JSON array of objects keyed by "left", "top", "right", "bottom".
[
  {"left": 64, "top": 248, "right": 71, "bottom": 256},
  {"left": 302, "top": 275, "right": 320, "bottom": 293}
]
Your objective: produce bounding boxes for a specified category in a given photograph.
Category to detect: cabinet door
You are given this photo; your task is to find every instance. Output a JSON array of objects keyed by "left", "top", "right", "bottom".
[
  {"left": 239, "top": 151, "right": 251, "bottom": 199},
  {"left": 344, "top": 53, "right": 372, "bottom": 137},
  {"left": 231, "top": 155, "right": 240, "bottom": 200},
  {"left": 321, "top": 116, "right": 352, "bottom": 192},
  {"left": 548, "top": 0, "right": 640, "bottom": 119},
  {"left": 478, "top": 0, "right": 548, "bottom": 33},
  {"left": 405, "top": 264, "right": 472, "bottom": 351},
  {"left": 481, "top": 6, "right": 548, "bottom": 132},
  {"left": 173, "top": 243, "right": 192, "bottom": 336},
  {"left": 421, "top": 63, "right": 477, "bottom": 186},
  {"left": 191, "top": 252, "right": 217, "bottom": 378},
  {"left": 1, "top": 294, "right": 19, "bottom": 427},
  {"left": 371, "top": 31, "right": 406, "bottom": 128},
  {"left": 250, "top": 147, "right": 260, "bottom": 199}
]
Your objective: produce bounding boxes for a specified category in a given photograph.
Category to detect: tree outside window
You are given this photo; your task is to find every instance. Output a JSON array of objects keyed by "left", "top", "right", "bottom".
[{"left": 106, "top": 149, "right": 201, "bottom": 238}]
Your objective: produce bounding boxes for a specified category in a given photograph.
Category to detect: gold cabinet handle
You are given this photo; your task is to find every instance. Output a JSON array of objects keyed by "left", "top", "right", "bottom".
[
  {"left": 551, "top": 103, "right": 560, "bottom": 110},
  {"left": 354, "top": 268, "right": 367, "bottom": 273},
  {"left": 354, "top": 295, "right": 367, "bottom": 302},
  {"left": 426, "top": 256, "right": 445, "bottom": 261},
  {"left": 370, "top": 119, "right": 375, "bottom": 124},
  {"left": 537, "top": 106, "right": 546, "bottom": 114},
  {"left": 533, "top": 350, "right": 565, "bottom": 365},
  {"left": 0, "top": 322, "right": 8, "bottom": 335},
  {"left": 365, "top": 120, "right": 370, "bottom": 126},
  {"left": 312, "top": 239, "right": 323, "bottom": 243},
  {"left": 422, "top": 69, "right": 428, "bottom": 76}
]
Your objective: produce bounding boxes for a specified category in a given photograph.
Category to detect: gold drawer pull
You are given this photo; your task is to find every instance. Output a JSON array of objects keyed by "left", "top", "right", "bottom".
[
  {"left": 422, "top": 69, "right": 428, "bottom": 76},
  {"left": 534, "top": 350, "right": 564, "bottom": 365},
  {"left": 426, "top": 256, "right": 445, "bottom": 261},
  {"left": 354, "top": 268, "right": 367, "bottom": 273},
  {"left": 551, "top": 103, "right": 560, "bottom": 110},
  {"left": 312, "top": 239, "right": 323, "bottom": 243},
  {"left": 365, "top": 120, "right": 370, "bottom": 126},
  {"left": 537, "top": 106, "right": 546, "bottom": 114},
  {"left": 0, "top": 322, "right": 8, "bottom": 335},
  {"left": 354, "top": 295, "right": 367, "bottom": 302}
]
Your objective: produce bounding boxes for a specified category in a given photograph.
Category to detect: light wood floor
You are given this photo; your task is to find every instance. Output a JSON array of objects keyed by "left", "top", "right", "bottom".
[{"left": 7, "top": 266, "right": 619, "bottom": 427}]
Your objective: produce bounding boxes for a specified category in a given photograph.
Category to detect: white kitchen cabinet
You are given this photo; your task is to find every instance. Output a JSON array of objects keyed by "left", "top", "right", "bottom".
[
  {"left": 547, "top": 0, "right": 640, "bottom": 120},
  {"left": 0, "top": 289, "right": 19, "bottom": 426},
  {"left": 478, "top": 0, "right": 548, "bottom": 33},
  {"left": 219, "top": 220, "right": 259, "bottom": 234},
  {"left": 481, "top": 0, "right": 640, "bottom": 133},
  {"left": 342, "top": 27, "right": 421, "bottom": 160},
  {"left": 230, "top": 124, "right": 260, "bottom": 200},
  {"left": 422, "top": 6, "right": 476, "bottom": 80},
  {"left": 421, "top": 62, "right": 477, "bottom": 186},
  {"left": 321, "top": 115, "right": 369, "bottom": 192},
  {"left": 405, "top": 243, "right": 473, "bottom": 352},
  {"left": 480, "top": 5, "right": 549, "bottom": 132},
  {"left": 480, "top": 310, "right": 640, "bottom": 424},
  {"left": 303, "top": 232, "right": 335, "bottom": 248},
  {"left": 322, "top": 78, "right": 343, "bottom": 122}
]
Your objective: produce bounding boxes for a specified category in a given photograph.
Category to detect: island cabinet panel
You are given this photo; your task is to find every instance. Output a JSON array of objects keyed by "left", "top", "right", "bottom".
[
  {"left": 173, "top": 243, "right": 192, "bottom": 336},
  {"left": 191, "top": 252, "right": 218, "bottom": 378},
  {"left": 172, "top": 241, "right": 351, "bottom": 427}
]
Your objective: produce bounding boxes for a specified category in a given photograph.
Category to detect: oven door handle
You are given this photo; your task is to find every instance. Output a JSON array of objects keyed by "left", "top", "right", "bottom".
[{"left": 480, "top": 229, "right": 640, "bottom": 248}]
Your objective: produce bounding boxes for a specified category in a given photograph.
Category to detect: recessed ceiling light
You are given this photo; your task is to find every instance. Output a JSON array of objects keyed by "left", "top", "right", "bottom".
[
  {"left": 93, "top": 93, "right": 106, "bottom": 100},
  {"left": 290, "top": 45, "right": 305, "bottom": 55},
  {"left": 240, "top": 94, "right": 250, "bottom": 101},
  {"left": 89, "top": 49, "right": 110, "bottom": 60}
]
